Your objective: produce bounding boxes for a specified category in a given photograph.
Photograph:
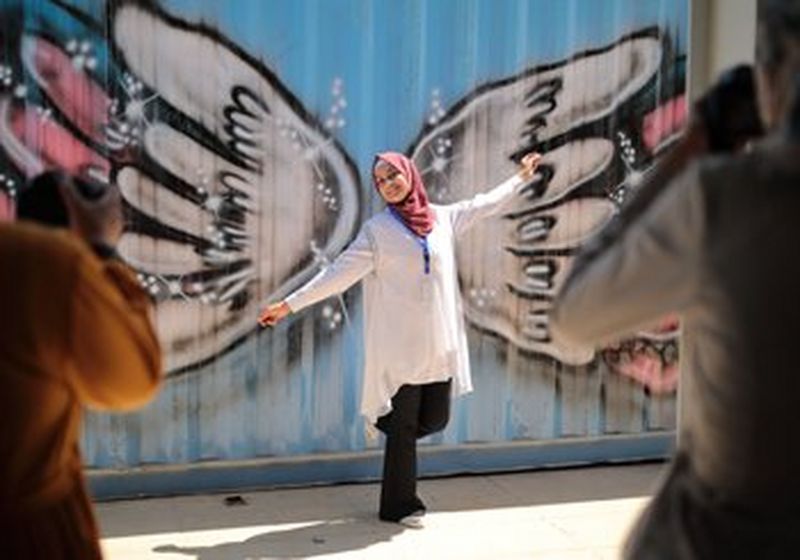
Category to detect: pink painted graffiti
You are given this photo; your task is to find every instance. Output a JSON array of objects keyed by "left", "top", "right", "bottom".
[
  {"left": 0, "top": 192, "right": 13, "bottom": 222},
  {"left": 5, "top": 100, "right": 109, "bottom": 177},
  {"left": 22, "top": 35, "right": 110, "bottom": 140},
  {"left": 607, "top": 351, "right": 679, "bottom": 394},
  {"left": 0, "top": 35, "right": 112, "bottom": 178},
  {"left": 642, "top": 95, "right": 687, "bottom": 152}
]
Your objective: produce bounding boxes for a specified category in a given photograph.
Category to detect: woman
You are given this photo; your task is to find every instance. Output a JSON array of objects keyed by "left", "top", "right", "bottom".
[{"left": 258, "top": 150, "right": 540, "bottom": 527}]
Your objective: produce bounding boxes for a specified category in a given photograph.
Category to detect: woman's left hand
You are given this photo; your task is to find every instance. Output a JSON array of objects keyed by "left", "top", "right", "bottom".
[
  {"left": 518, "top": 152, "right": 543, "bottom": 180},
  {"left": 258, "top": 301, "right": 292, "bottom": 327}
]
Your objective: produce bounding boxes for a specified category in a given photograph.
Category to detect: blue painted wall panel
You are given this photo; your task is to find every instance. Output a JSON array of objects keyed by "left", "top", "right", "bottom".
[{"left": 0, "top": 0, "right": 687, "bottom": 475}]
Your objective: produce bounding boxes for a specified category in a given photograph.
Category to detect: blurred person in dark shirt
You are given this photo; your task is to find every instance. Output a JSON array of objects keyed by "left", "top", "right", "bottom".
[{"left": 551, "top": 1, "right": 800, "bottom": 557}]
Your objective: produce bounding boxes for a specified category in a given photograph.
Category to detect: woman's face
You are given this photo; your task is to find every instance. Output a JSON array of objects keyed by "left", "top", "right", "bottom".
[{"left": 373, "top": 160, "right": 411, "bottom": 204}]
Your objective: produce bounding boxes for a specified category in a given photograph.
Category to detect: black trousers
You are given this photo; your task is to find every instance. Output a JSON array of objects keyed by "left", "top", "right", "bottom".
[{"left": 375, "top": 379, "right": 452, "bottom": 522}]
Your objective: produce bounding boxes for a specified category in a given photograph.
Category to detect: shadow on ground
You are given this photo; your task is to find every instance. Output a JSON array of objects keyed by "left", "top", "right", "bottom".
[
  {"left": 149, "top": 515, "right": 403, "bottom": 559},
  {"left": 98, "top": 462, "right": 665, "bottom": 541}
]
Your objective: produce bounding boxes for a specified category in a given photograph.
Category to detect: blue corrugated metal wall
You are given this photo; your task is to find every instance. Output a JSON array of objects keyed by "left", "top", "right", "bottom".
[{"left": 0, "top": 0, "right": 687, "bottom": 489}]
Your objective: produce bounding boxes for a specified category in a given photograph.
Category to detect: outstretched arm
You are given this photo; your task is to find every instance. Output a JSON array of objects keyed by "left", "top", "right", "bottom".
[
  {"left": 550, "top": 64, "right": 764, "bottom": 348},
  {"left": 449, "top": 153, "right": 541, "bottom": 236},
  {"left": 549, "top": 162, "right": 706, "bottom": 347},
  {"left": 258, "top": 227, "right": 376, "bottom": 327}
]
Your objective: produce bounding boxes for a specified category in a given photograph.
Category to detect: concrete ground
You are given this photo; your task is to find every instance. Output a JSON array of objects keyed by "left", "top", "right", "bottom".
[{"left": 98, "top": 462, "right": 665, "bottom": 560}]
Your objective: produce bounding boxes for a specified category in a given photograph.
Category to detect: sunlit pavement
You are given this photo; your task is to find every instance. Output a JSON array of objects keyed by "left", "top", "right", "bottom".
[{"left": 98, "top": 462, "right": 664, "bottom": 560}]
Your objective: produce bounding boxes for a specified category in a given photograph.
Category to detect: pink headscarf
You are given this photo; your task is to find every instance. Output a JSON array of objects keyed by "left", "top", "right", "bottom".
[{"left": 374, "top": 151, "right": 435, "bottom": 237}]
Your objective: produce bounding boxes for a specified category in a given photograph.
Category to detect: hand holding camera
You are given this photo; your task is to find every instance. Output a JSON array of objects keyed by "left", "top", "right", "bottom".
[
  {"left": 58, "top": 167, "right": 124, "bottom": 251},
  {"left": 695, "top": 64, "right": 764, "bottom": 152}
]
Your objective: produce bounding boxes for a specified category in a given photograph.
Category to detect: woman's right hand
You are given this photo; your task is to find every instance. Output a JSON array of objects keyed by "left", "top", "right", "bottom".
[
  {"left": 517, "top": 152, "right": 543, "bottom": 181},
  {"left": 258, "top": 301, "right": 291, "bottom": 327}
]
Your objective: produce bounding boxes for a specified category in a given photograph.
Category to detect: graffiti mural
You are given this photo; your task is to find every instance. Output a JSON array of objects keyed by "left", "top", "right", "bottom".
[
  {"left": 0, "top": 0, "right": 687, "bottom": 466},
  {"left": 0, "top": 0, "right": 361, "bottom": 373},
  {"left": 409, "top": 27, "right": 685, "bottom": 393}
]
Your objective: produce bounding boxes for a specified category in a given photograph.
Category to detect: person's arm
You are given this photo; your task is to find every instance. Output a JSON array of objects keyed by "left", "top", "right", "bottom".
[
  {"left": 568, "top": 63, "right": 762, "bottom": 284},
  {"left": 259, "top": 227, "right": 376, "bottom": 326},
  {"left": 449, "top": 153, "right": 540, "bottom": 236},
  {"left": 567, "top": 122, "right": 708, "bottom": 284},
  {"left": 68, "top": 253, "right": 163, "bottom": 411},
  {"left": 549, "top": 163, "right": 706, "bottom": 347}
]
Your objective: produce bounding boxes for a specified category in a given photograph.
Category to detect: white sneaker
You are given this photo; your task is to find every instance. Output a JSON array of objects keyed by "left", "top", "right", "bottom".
[
  {"left": 364, "top": 421, "right": 380, "bottom": 445},
  {"left": 398, "top": 510, "right": 425, "bottom": 529}
]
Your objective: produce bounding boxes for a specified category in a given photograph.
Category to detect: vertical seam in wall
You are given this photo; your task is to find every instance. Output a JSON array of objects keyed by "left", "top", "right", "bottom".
[{"left": 688, "top": 0, "right": 711, "bottom": 103}]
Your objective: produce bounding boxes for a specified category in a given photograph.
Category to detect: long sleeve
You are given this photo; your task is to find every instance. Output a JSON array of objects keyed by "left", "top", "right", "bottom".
[
  {"left": 447, "top": 173, "right": 525, "bottom": 236},
  {"left": 549, "top": 163, "right": 706, "bottom": 347},
  {"left": 68, "top": 256, "right": 163, "bottom": 411},
  {"left": 285, "top": 227, "right": 376, "bottom": 313},
  {"left": 566, "top": 127, "right": 707, "bottom": 285}
]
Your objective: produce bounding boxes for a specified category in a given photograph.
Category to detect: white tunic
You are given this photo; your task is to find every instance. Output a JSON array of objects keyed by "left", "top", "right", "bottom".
[{"left": 285, "top": 173, "right": 524, "bottom": 423}]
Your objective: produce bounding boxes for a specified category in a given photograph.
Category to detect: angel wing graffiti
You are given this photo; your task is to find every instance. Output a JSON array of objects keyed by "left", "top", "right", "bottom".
[
  {"left": 1, "top": 0, "right": 361, "bottom": 373},
  {"left": 0, "top": 0, "right": 684, "bottom": 390},
  {"left": 408, "top": 27, "right": 684, "bottom": 390}
]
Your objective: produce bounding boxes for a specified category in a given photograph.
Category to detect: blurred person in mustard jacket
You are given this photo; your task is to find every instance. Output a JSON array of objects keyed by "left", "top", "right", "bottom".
[{"left": 0, "top": 170, "right": 162, "bottom": 559}]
